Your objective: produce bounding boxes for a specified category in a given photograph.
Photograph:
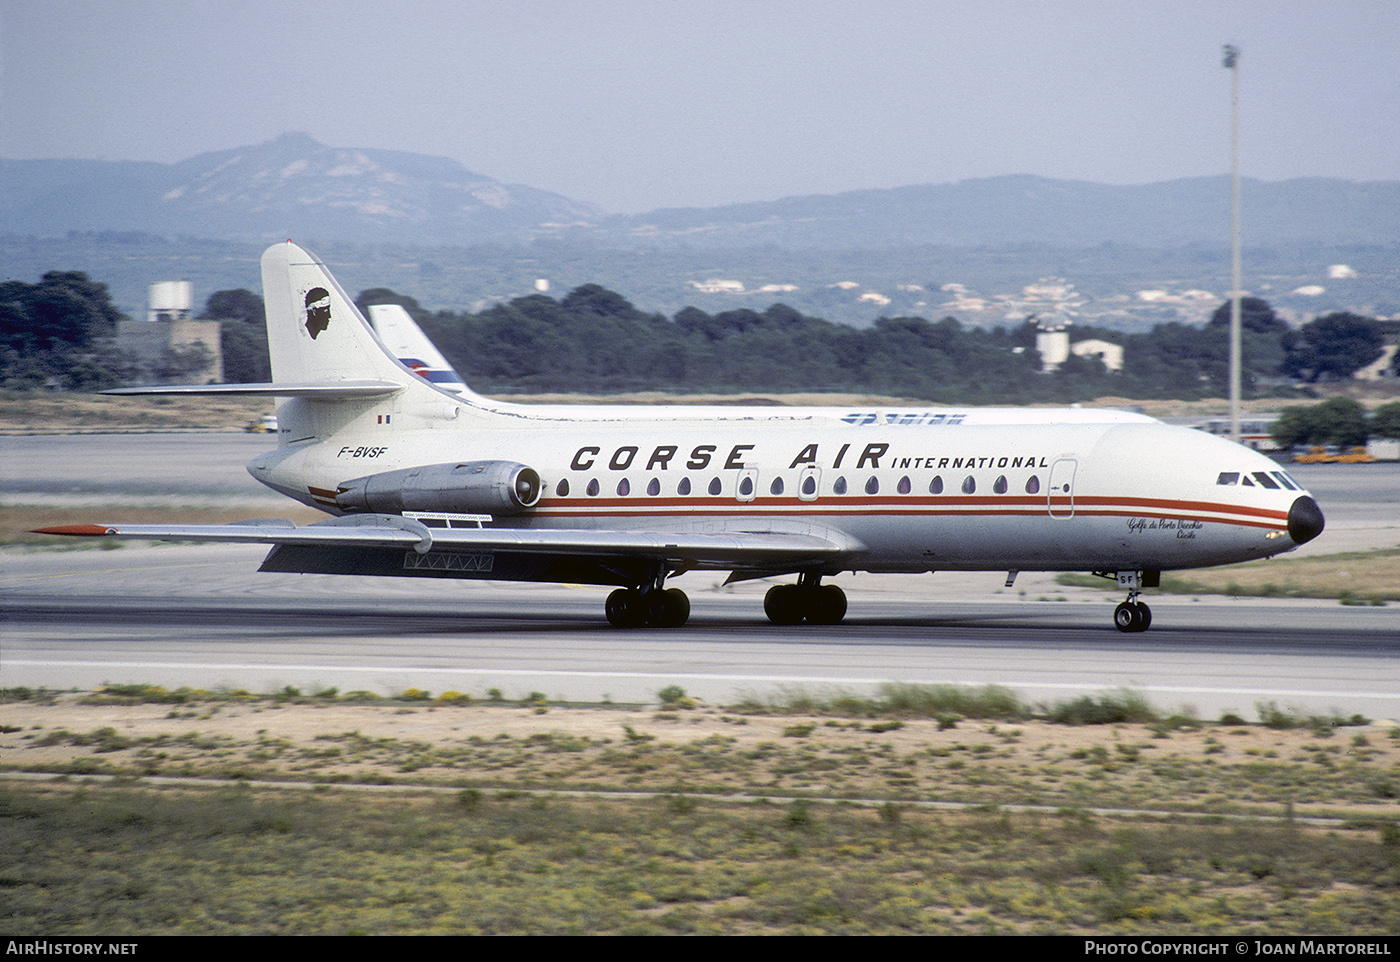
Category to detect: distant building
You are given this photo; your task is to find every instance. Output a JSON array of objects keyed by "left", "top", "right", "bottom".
[
  {"left": 1035, "top": 314, "right": 1071, "bottom": 371},
  {"left": 689, "top": 279, "right": 745, "bottom": 294},
  {"left": 114, "top": 282, "right": 223, "bottom": 384},
  {"left": 1070, "top": 338, "right": 1124, "bottom": 372}
]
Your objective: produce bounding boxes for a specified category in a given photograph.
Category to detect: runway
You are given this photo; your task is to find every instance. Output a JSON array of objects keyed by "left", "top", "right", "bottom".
[
  {"left": 4, "top": 543, "right": 1397, "bottom": 720},
  {"left": 3, "top": 435, "right": 1398, "bottom": 719}
]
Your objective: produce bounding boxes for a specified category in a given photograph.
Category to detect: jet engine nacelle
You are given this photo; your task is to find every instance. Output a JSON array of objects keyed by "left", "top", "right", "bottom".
[{"left": 335, "top": 460, "right": 542, "bottom": 516}]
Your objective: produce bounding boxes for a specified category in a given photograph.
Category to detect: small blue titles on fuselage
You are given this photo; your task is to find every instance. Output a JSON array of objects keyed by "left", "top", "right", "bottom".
[{"left": 840, "top": 412, "right": 968, "bottom": 426}]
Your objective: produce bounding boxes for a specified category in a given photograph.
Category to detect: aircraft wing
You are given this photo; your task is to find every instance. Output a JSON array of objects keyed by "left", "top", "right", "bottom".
[{"left": 33, "top": 514, "right": 858, "bottom": 567}]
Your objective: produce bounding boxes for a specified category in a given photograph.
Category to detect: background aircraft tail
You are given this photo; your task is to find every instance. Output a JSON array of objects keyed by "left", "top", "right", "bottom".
[{"left": 366, "top": 303, "right": 467, "bottom": 393}]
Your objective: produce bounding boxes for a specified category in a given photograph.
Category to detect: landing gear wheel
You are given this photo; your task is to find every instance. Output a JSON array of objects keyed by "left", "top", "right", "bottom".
[
  {"left": 648, "top": 587, "right": 691, "bottom": 628},
  {"left": 1113, "top": 601, "right": 1138, "bottom": 632},
  {"left": 1133, "top": 601, "right": 1151, "bottom": 631},
  {"left": 809, "top": 584, "right": 847, "bottom": 625},
  {"left": 764, "top": 584, "right": 803, "bottom": 625},
  {"left": 606, "top": 588, "right": 646, "bottom": 628},
  {"left": 766, "top": 583, "right": 846, "bottom": 625},
  {"left": 1113, "top": 601, "right": 1152, "bottom": 633}
]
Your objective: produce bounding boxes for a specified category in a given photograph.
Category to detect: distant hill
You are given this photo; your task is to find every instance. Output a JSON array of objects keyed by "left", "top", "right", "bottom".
[
  {"left": 0, "top": 133, "right": 598, "bottom": 243},
  {"left": 605, "top": 175, "right": 1400, "bottom": 248},
  {"left": 2, "top": 135, "right": 1397, "bottom": 248}
]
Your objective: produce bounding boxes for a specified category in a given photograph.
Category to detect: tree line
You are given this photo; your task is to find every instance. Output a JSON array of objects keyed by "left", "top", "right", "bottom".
[
  {"left": 1271, "top": 397, "right": 1400, "bottom": 448},
  {"left": 2, "top": 270, "right": 1394, "bottom": 409}
]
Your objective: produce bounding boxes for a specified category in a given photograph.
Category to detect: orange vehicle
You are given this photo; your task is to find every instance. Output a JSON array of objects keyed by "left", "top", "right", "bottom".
[
  {"left": 1335, "top": 446, "right": 1376, "bottom": 463},
  {"left": 1292, "top": 446, "right": 1338, "bottom": 463}
]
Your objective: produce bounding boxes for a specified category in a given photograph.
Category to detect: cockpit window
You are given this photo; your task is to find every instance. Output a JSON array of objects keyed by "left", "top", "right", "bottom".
[
  {"left": 1251, "top": 471, "right": 1280, "bottom": 489},
  {"left": 1216, "top": 472, "right": 1239, "bottom": 485},
  {"left": 1270, "top": 472, "right": 1298, "bottom": 490}
]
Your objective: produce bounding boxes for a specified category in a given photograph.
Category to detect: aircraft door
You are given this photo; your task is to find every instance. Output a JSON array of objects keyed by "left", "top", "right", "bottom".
[{"left": 1047, "top": 458, "right": 1077, "bottom": 518}]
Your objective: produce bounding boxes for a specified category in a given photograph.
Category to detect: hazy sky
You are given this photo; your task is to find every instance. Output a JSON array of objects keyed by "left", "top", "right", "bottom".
[{"left": 3, "top": 0, "right": 1396, "bottom": 213}]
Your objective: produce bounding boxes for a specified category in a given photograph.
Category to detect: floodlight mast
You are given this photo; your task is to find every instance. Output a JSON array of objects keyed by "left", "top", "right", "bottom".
[{"left": 1224, "top": 43, "right": 1242, "bottom": 443}]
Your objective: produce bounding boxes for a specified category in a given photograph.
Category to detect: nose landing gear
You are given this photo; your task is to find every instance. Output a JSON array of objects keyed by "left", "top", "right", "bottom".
[
  {"left": 1113, "top": 597, "right": 1152, "bottom": 632},
  {"left": 1101, "top": 569, "right": 1157, "bottom": 632}
]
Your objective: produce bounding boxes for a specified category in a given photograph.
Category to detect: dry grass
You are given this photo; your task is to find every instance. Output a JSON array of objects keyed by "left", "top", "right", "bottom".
[
  {"left": 2, "top": 689, "right": 1397, "bottom": 935},
  {"left": 1159, "top": 549, "right": 1400, "bottom": 603},
  {"left": 1059, "top": 549, "right": 1400, "bottom": 603},
  {"left": 0, "top": 391, "right": 273, "bottom": 434}
]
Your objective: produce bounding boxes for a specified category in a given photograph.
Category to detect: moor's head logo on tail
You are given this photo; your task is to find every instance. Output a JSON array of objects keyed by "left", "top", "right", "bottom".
[{"left": 304, "top": 287, "right": 331, "bottom": 339}]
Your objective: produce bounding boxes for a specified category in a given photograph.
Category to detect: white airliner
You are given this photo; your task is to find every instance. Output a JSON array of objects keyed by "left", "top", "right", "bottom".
[{"left": 37, "top": 242, "right": 1325, "bottom": 632}]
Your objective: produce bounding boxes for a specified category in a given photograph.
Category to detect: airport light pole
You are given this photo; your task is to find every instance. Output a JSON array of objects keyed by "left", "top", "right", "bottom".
[{"left": 1224, "top": 44, "right": 1242, "bottom": 443}]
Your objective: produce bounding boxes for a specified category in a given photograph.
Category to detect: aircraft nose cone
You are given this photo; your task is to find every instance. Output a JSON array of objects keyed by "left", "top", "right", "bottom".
[{"left": 1287, "top": 495, "right": 1325, "bottom": 546}]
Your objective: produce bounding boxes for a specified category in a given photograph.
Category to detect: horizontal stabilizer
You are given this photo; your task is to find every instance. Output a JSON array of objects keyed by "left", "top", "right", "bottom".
[{"left": 103, "top": 381, "right": 403, "bottom": 398}]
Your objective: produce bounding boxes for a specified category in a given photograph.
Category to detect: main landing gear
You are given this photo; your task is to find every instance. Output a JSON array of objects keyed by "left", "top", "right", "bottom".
[
  {"left": 605, "top": 585, "right": 690, "bottom": 628},
  {"left": 764, "top": 573, "right": 847, "bottom": 626},
  {"left": 605, "top": 565, "right": 691, "bottom": 629}
]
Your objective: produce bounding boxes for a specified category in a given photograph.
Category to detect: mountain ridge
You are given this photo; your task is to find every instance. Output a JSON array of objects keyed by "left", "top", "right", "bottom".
[{"left": 3, "top": 134, "right": 1396, "bottom": 248}]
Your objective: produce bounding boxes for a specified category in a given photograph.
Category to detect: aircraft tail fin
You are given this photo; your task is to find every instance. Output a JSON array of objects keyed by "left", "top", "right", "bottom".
[
  {"left": 262, "top": 242, "right": 419, "bottom": 388},
  {"left": 106, "top": 244, "right": 495, "bottom": 437}
]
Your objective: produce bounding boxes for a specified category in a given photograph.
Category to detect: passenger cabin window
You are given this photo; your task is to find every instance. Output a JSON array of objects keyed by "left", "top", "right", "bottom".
[
  {"left": 834, "top": 476, "right": 847, "bottom": 495},
  {"left": 647, "top": 477, "right": 660, "bottom": 496},
  {"left": 770, "top": 477, "right": 784, "bottom": 496},
  {"left": 708, "top": 477, "right": 722, "bottom": 496},
  {"left": 617, "top": 478, "right": 630, "bottom": 496},
  {"left": 678, "top": 477, "right": 691, "bottom": 496},
  {"left": 1217, "top": 472, "right": 1240, "bottom": 485},
  {"left": 993, "top": 475, "right": 1008, "bottom": 494},
  {"left": 556, "top": 479, "right": 570, "bottom": 497},
  {"left": 586, "top": 479, "right": 599, "bottom": 496},
  {"left": 929, "top": 476, "right": 944, "bottom": 495},
  {"left": 865, "top": 476, "right": 879, "bottom": 495},
  {"left": 738, "top": 475, "right": 754, "bottom": 497},
  {"left": 801, "top": 475, "right": 816, "bottom": 497},
  {"left": 962, "top": 475, "right": 976, "bottom": 494},
  {"left": 1025, "top": 476, "right": 1040, "bottom": 495},
  {"left": 897, "top": 475, "right": 911, "bottom": 494}
]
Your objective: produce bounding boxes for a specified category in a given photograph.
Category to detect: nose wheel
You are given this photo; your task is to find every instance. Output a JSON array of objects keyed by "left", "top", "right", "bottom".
[{"left": 1113, "top": 599, "right": 1152, "bottom": 632}]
